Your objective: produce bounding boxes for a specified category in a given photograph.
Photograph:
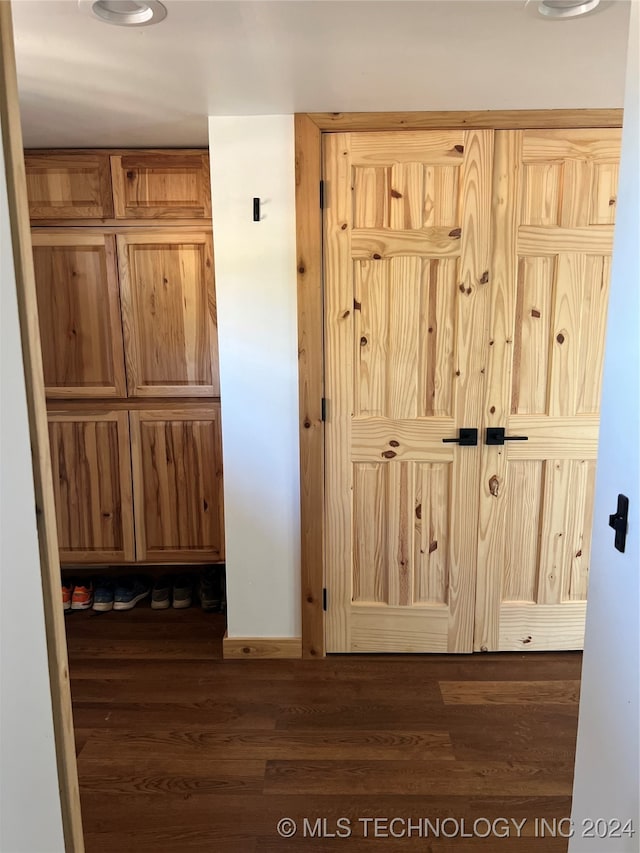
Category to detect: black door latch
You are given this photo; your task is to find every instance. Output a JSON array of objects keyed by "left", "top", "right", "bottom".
[
  {"left": 609, "top": 493, "right": 629, "bottom": 553},
  {"left": 442, "top": 428, "right": 478, "bottom": 446},
  {"left": 485, "top": 427, "right": 529, "bottom": 446}
]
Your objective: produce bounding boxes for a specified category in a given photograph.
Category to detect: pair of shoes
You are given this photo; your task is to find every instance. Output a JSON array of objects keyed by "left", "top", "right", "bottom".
[
  {"left": 93, "top": 576, "right": 151, "bottom": 612},
  {"left": 62, "top": 579, "right": 94, "bottom": 611},
  {"left": 198, "top": 567, "right": 225, "bottom": 613},
  {"left": 112, "top": 576, "right": 151, "bottom": 611},
  {"left": 151, "top": 575, "right": 193, "bottom": 610}
]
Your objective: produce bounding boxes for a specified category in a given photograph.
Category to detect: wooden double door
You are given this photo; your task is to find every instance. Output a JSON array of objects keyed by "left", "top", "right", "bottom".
[{"left": 324, "top": 127, "right": 620, "bottom": 653}]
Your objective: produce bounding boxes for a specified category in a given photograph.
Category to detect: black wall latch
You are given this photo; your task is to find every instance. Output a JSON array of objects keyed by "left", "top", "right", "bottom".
[
  {"left": 609, "top": 493, "right": 629, "bottom": 553},
  {"left": 253, "top": 198, "right": 261, "bottom": 221}
]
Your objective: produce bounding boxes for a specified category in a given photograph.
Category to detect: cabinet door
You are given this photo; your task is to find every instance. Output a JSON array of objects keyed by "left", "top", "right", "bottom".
[
  {"left": 111, "top": 152, "right": 211, "bottom": 219},
  {"left": 25, "top": 152, "right": 113, "bottom": 220},
  {"left": 118, "top": 231, "right": 219, "bottom": 397},
  {"left": 130, "top": 406, "right": 224, "bottom": 562},
  {"left": 48, "top": 409, "right": 135, "bottom": 563},
  {"left": 32, "top": 232, "right": 127, "bottom": 398}
]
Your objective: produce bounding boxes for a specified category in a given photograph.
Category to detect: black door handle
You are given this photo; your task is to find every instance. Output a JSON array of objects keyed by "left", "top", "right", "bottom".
[
  {"left": 442, "top": 428, "right": 478, "bottom": 447},
  {"left": 609, "top": 493, "right": 629, "bottom": 553},
  {"left": 485, "top": 427, "right": 529, "bottom": 446}
]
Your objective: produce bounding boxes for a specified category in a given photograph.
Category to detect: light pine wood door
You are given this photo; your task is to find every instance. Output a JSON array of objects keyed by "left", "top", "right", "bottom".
[
  {"left": 48, "top": 409, "right": 135, "bottom": 563},
  {"left": 32, "top": 231, "right": 127, "bottom": 398},
  {"left": 324, "top": 130, "right": 494, "bottom": 652},
  {"left": 475, "top": 128, "right": 621, "bottom": 651},
  {"left": 117, "top": 231, "right": 219, "bottom": 397},
  {"left": 129, "top": 406, "right": 224, "bottom": 562}
]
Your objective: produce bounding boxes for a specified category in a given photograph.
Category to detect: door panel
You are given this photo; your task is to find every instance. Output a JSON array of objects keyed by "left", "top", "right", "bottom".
[
  {"left": 324, "top": 130, "right": 493, "bottom": 653},
  {"left": 130, "top": 407, "right": 224, "bottom": 562},
  {"left": 24, "top": 152, "right": 113, "bottom": 219},
  {"left": 117, "top": 231, "right": 219, "bottom": 397},
  {"left": 32, "top": 231, "right": 126, "bottom": 398},
  {"left": 47, "top": 409, "right": 134, "bottom": 563},
  {"left": 474, "top": 128, "right": 621, "bottom": 652},
  {"left": 111, "top": 153, "right": 211, "bottom": 219}
]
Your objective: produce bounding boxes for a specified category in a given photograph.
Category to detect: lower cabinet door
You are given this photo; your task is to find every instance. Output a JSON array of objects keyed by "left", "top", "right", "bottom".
[
  {"left": 47, "top": 409, "right": 135, "bottom": 563},
  {"left": 129, "top": 405, "right": 224, "bottom": 562}
]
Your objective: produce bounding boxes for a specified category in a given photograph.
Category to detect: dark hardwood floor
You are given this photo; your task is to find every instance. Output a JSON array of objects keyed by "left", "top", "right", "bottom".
[{"left": 66, "top": 605, "right": 582, "bottom": 852}]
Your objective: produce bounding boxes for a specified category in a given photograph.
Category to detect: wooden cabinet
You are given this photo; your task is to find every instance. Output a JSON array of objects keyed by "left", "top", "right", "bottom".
[
  {"left": 25, "top": 149, "right": 211, "bottom": 222},
  {"left": 130, "top": 406, "right": 224, "bottom": 562},
  {"left": 24, "top": 152, "right": 113, "bottom": 220},
  {"left": 28, "top": 149, "right": 224, "bottom": 566},
  {"left": 32, "top": 231, "right": 126, "bottom": 398},
  {"left": 111, "top": 153, "right": 211, "bottom": 219},
  {"left": 47, "top": 409, "right": 135, "bottom": 563},
  {"left": 118, "top": 231, "right": 219, "bottom": 397}
]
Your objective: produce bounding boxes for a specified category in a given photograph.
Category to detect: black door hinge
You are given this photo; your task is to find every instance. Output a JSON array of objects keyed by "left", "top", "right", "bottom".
[
  {"left": 319, "top": 180, "right": 325, "bottom": 210},
  {"left": 322, "top": 588, "right": 328, "bottom": 611},
  {"left": 321, "top": 398, "right": 327, "bottom": 422}
]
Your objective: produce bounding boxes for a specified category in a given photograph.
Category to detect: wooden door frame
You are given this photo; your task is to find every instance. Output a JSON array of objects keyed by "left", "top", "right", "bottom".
[
  {"left": 295, "top": 109, "right": 623, "bottom": 659},
  {"left": 0, "top": 2, "right": 84, "bottom": 849}
]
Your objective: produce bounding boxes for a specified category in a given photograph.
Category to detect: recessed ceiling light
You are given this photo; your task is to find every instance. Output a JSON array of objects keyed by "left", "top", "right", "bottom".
[
  {"left": 537, "top": 0, "right": 600, "bottom": 18},
  {"left": 78, "top": 0, "right": 167, "bottom": 27}
]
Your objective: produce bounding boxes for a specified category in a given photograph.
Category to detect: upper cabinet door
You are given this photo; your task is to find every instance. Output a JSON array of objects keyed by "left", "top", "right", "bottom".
[
  {"left": 25, "top": 153, "right": 113, "bottom": 220},
  {"left": 117, "top": 231, "right": 219, "bottom": 397},
  {"left": 32, "top": 231, "right": 127, "bottom": 398},
  {"left": 111, "top": 152, "right": 211, "bottom": 219}
]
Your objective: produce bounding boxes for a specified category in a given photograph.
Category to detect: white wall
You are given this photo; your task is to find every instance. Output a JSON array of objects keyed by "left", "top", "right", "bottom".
[
  {"left": 208, "top": 115, "right": 300, "bottom": 639},
  {"left": 0, "top": 117, "right": 65, "bottom": 849},
  {"left": 569, "top": 5, "right": 640, "bottom": 850}
]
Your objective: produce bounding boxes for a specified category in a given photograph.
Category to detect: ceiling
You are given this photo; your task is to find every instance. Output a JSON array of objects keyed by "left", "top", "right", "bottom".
[{"left": 12, "top": 0, "right": 630, "bottom": 148}]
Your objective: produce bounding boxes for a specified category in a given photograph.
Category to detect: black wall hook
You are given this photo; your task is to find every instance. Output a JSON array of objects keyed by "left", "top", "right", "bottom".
[{"left": 253, "top": 198, "right": 260, "bottom": 222}]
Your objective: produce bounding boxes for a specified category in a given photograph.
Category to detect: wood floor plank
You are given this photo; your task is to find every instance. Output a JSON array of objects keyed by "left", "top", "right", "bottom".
[
  {"left": 264, "top": 760, "right": 574, "bottom": 796},
  {"left": 72, "top": 700, "right": 278, "bottom": 731},
  {"left": 439, "top": 681, "right": 580, "bottom": 705},
  {"left": 79, "top": 728, "right": 454, "bottom": 762},
  {"left": 78, "top": 757, "right": 265, "bottom": 796}
]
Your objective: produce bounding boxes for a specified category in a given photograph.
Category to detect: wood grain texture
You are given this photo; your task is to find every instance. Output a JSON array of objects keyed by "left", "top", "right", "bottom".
[
  {"left": 47, "top": 409, "right": 135, "bottom": 563},
  {"left": 117, "top": 231, "right": 219, "bottom": 397},
  {"left": 65, "top": 607, "right": 582, "bottom": 851},
  {"left": 294, "top": 114, "right": 325, "bottom": 659},
  {"left": 352, "top": 227, "right": 462, "bottom": 258},
  {"left": 499, "top": 603, "right": 587, "bottom": 651},
  {"left": 517, "top": 225, "right": 614, "bottom": 255},
  {"left": 324, "top": 133, "right": 353, "bottom": 652},
  {"left": 307, "top": 109, "right": 623, "bottom": 131},
  {"left": 325, "top": 129, "right": 493, "bottom": 653},
  {"left": 129, "top": 406, "right": 224, "bottom": 562},
  {"left": 223, "top": 636, "right": 303, "bottom": 660},
  {"left": 111, "top": 152, "right": 211, "bottom": 219},
  {"left": 440, "top": 681, "right": 580, "bottom": 705},
  {"left": 447, "top": 129, "right": 493, "bottom": 652},
  {"left": 24, "top": 151, "right": 113, "bottom": 219},
  {"left": 32, "top": 231, "right": 126, "bottom": 398},
  {"left": 475, "top": 128, "right": 619, "bottom": 653},
  {"left": 0, "top": 4, "right": 84, "bottom": 848}
]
